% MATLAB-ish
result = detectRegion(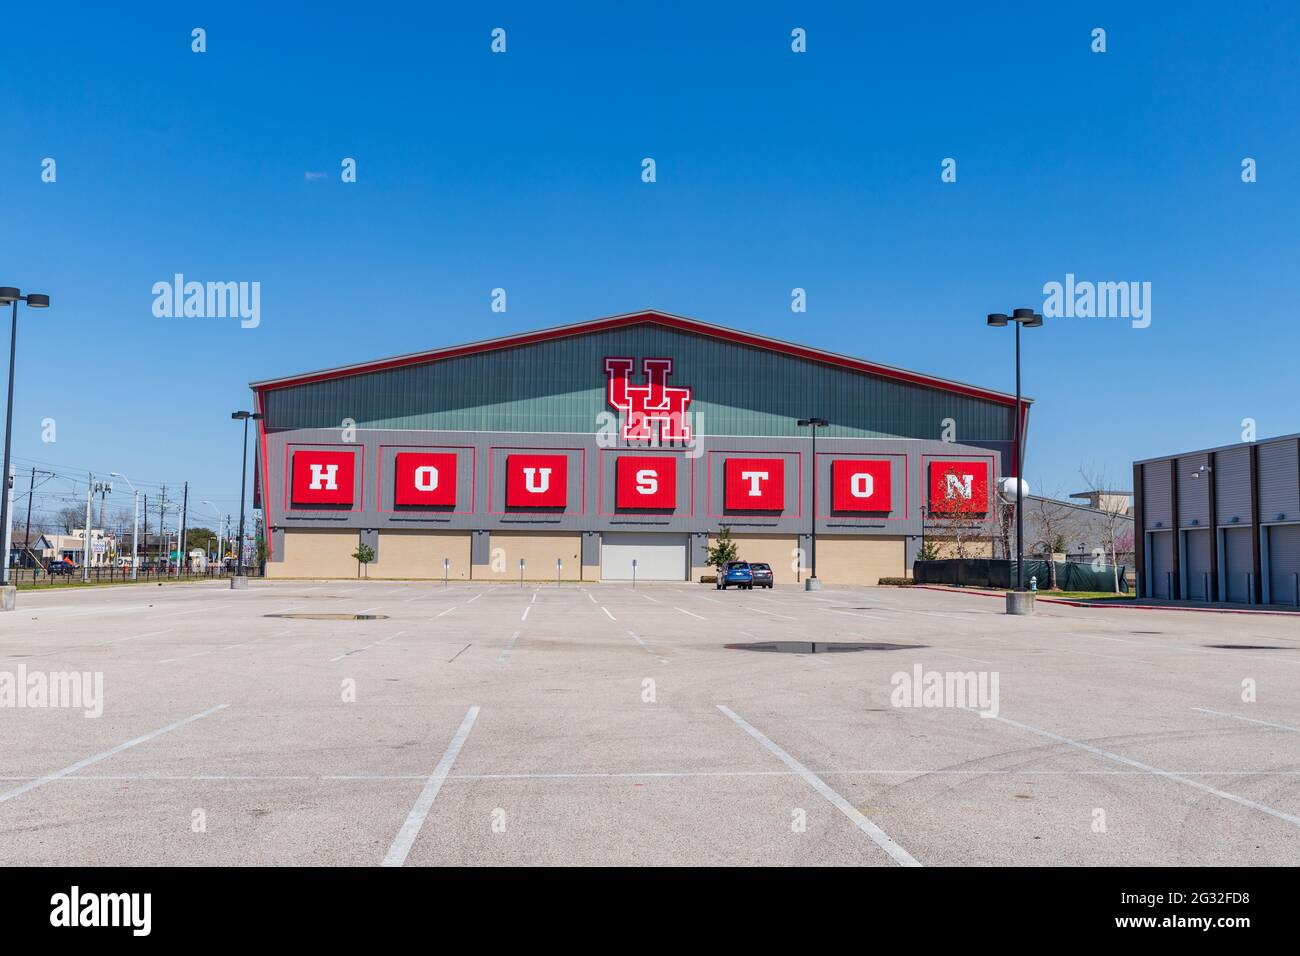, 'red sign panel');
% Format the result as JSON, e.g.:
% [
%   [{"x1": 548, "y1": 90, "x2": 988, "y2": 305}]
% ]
[
  {"x1": 505, "y1": 454, "x2": 568, "y2": 508},
  {"x1": 394, "y1": 452, "x2": 458, "y2": 507},
  {"x1": 615, "y1": 456, "x2": 677, "y2": 510},
  {"x1": 928, "y1": 460, "x2": 989, "y2": 514},
  {"x1": 724, "y1": 458, "x2": 785, "y2": 511},
  {"x1": 291, "y1": 449, "x2": 355, "y2": 507},
  {"x1": 831, "y1": 459, "x2": 892, "y2": 512}
]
